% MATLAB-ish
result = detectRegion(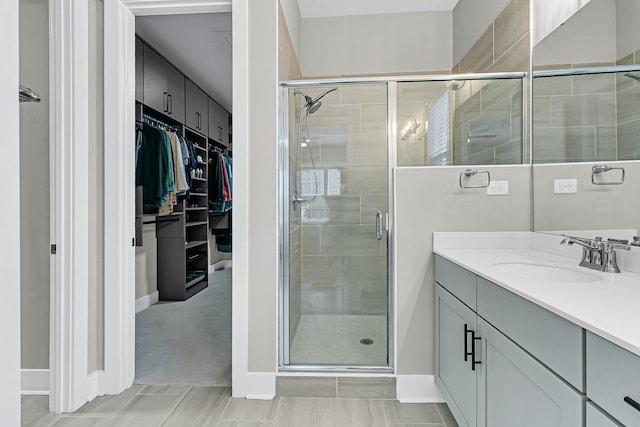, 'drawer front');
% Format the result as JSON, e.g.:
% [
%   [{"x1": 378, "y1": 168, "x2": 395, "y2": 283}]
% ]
[
  {"x1": 587, "y1": 332, "x2": 640, "y2": 426},
  {"x1": 435, "y1": 255, "x2": 476, "y2": 310},
  {"x1": 586, "y1": 402, "x2": 622, "y2": 427},
  {"x1": 477, "y1": 277, "x2": 583, "y2": 391}
]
